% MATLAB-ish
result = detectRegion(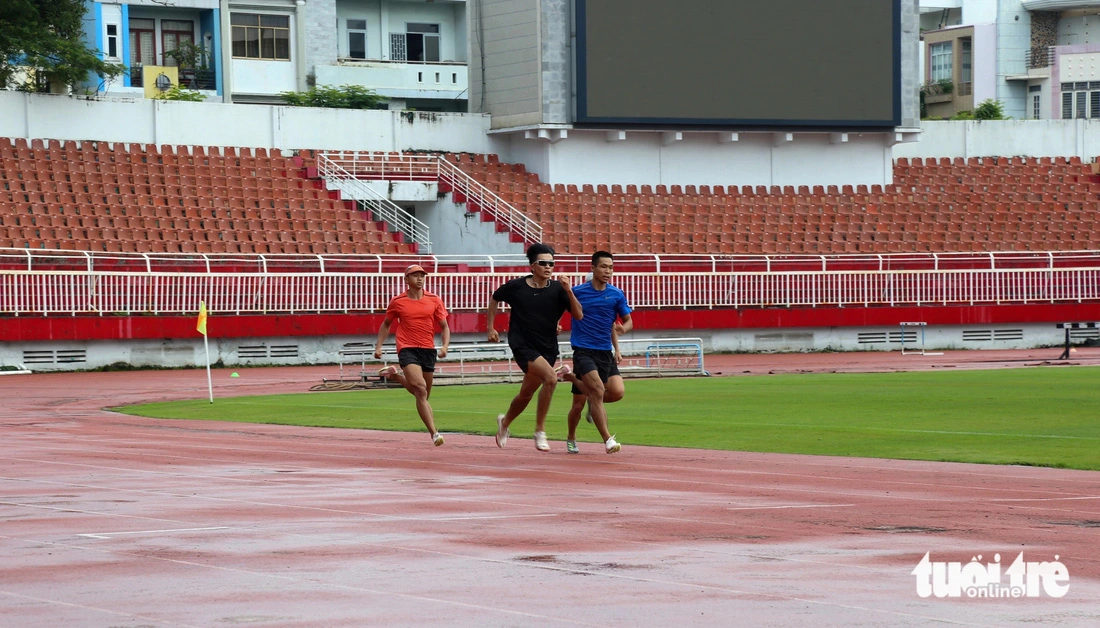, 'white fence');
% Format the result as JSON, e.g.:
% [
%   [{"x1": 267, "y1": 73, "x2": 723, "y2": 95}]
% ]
[
  {"x1": 318, "y1": 151, "x2": 543, "y2": 246},
  {"x1": 335, "y1": 337, "x2": 706, "y2": 385},
  {"x1": 3, "y1": 268, "x2": 1100, "y2": 316}
]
